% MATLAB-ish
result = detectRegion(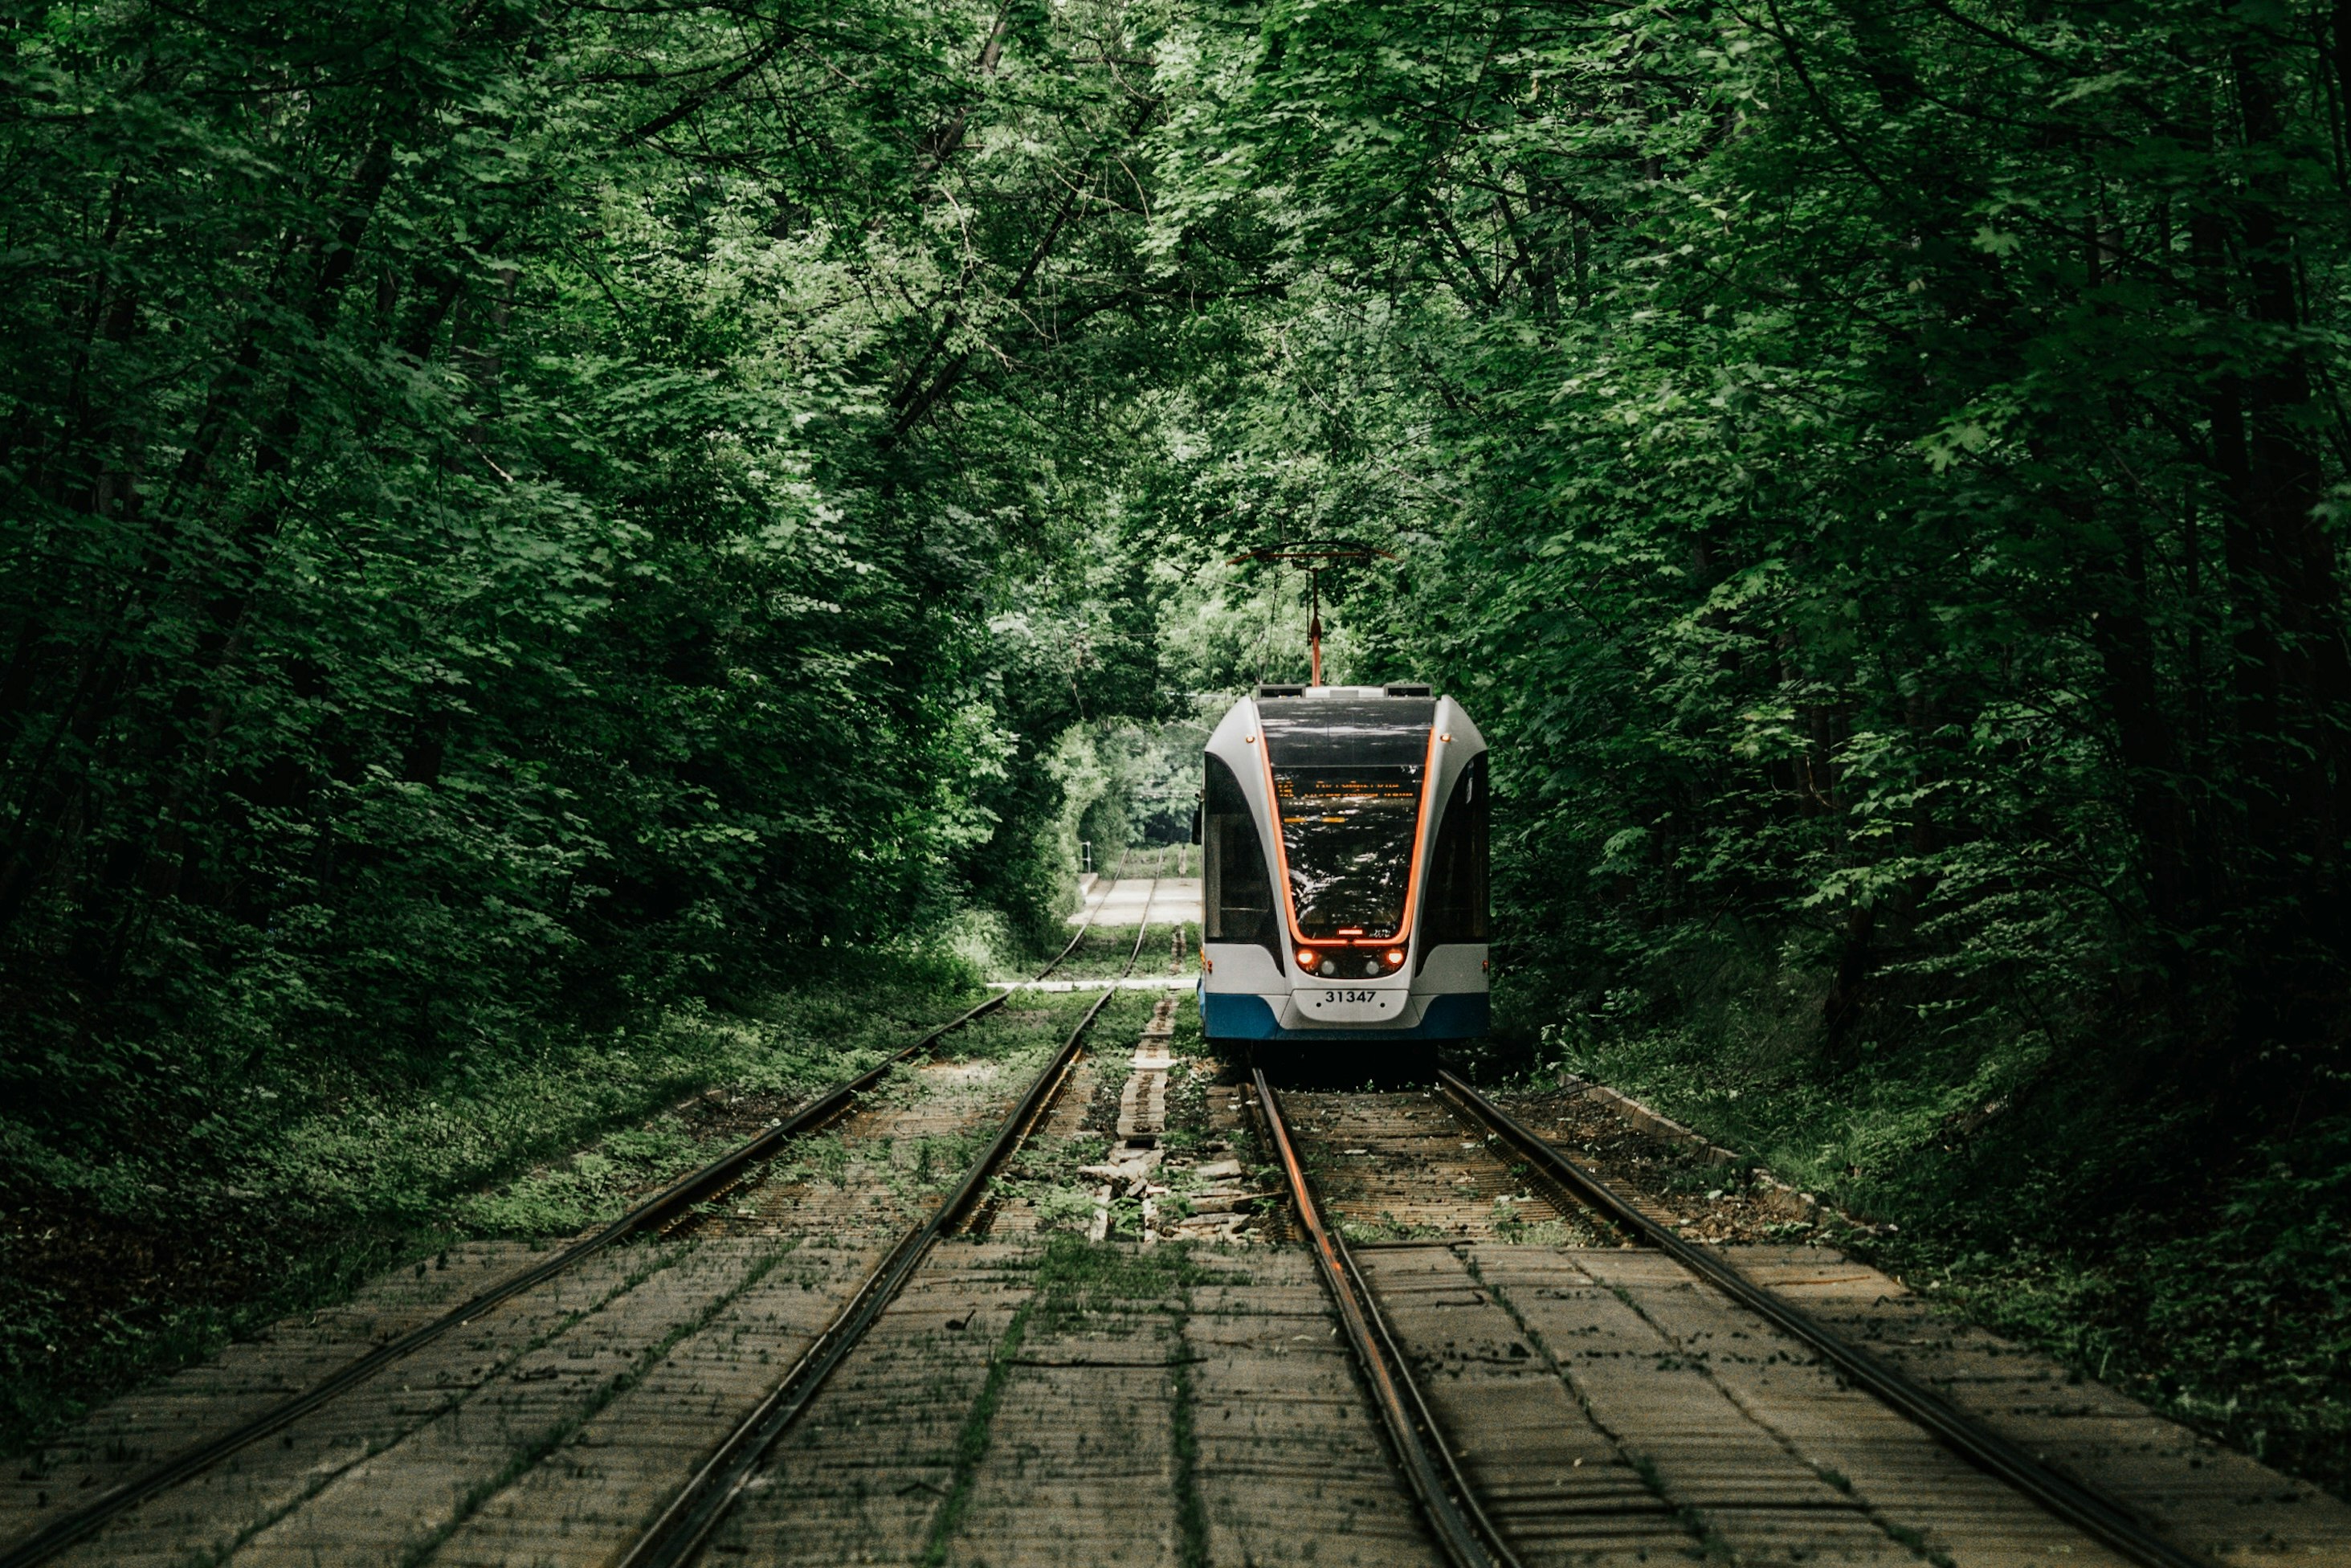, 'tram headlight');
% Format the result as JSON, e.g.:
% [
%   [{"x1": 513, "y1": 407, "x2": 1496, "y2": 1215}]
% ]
[
  {"x1": 1384, "y1": 949, "x2": 1406, "y2": 967},
  {"x1": 1296, "y1": 949, "x2": 1317, "y2": 972}
]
